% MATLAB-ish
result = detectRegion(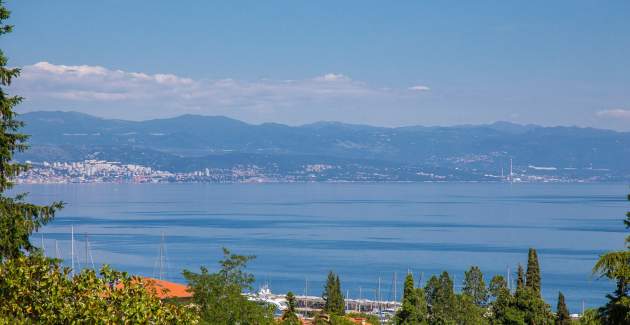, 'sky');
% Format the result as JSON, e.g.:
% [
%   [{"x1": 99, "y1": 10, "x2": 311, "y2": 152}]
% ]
[{"x1": 3, "y1": 1, "x2": 630, "y2": 130}]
